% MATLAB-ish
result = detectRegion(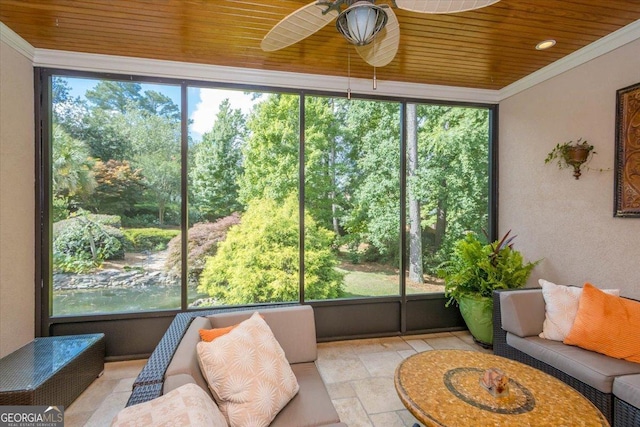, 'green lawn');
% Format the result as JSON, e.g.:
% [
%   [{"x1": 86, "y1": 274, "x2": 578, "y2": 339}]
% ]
[{"x1": 338, "y1": 263, "x2": 445, "y2": 298}]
